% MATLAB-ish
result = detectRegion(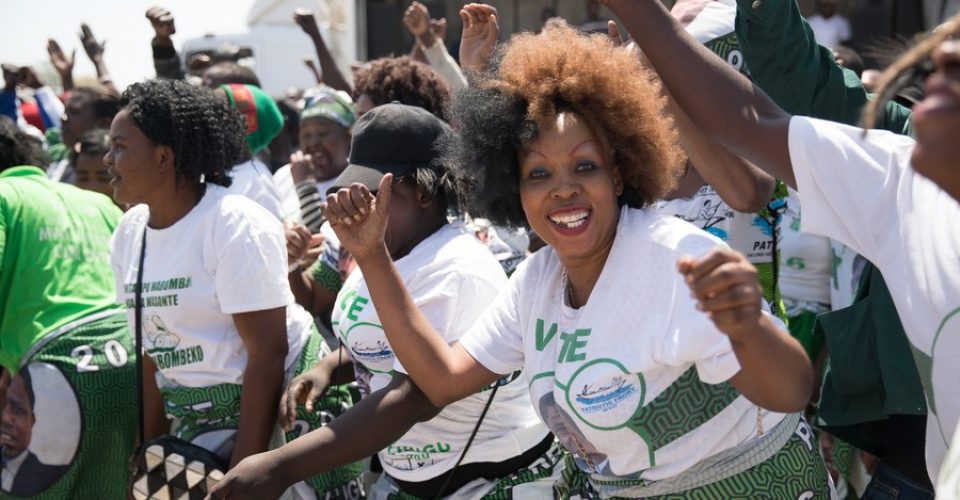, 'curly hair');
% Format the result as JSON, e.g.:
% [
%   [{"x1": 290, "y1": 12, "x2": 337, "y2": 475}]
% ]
[
  {"x1": 352, "y1": 56, "x2": 451, "y2": 119},
  {"x1": 0, "y1": 116, "x2": 49, "y2": 172},
  {"x1": 119, "y1": 79, "x2": 246, "y2": 187},
  {"x1": 444, "y1": 21, "x2": 684, "y2": 228}
]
